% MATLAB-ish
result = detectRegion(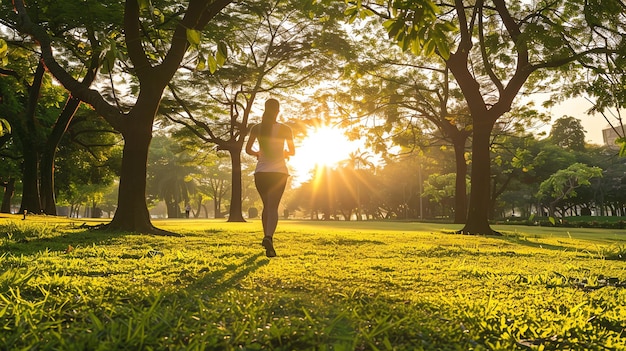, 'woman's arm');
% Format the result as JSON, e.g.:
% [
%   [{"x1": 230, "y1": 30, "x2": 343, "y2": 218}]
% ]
[
  {"x1": 283, "y1": 125, "x2": 295, "y2": 158},
  {"x1": 245, "y1": 125, "x2": 260, "y2": 158}
]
